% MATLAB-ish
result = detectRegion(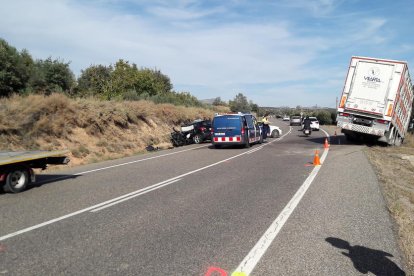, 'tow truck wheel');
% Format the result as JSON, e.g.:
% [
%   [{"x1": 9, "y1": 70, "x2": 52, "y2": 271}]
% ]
[{"x1": 3, "y1": 169, "x2": 29, "y2": 193}]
